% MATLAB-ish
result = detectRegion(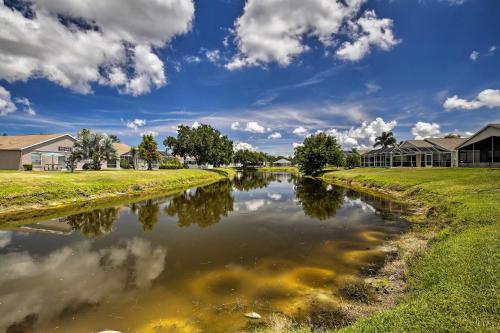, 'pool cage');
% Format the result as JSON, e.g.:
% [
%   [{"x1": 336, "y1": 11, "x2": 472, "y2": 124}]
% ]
[{"x1": 362, "y1": 145, "x2": 453, "y2": 168}]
